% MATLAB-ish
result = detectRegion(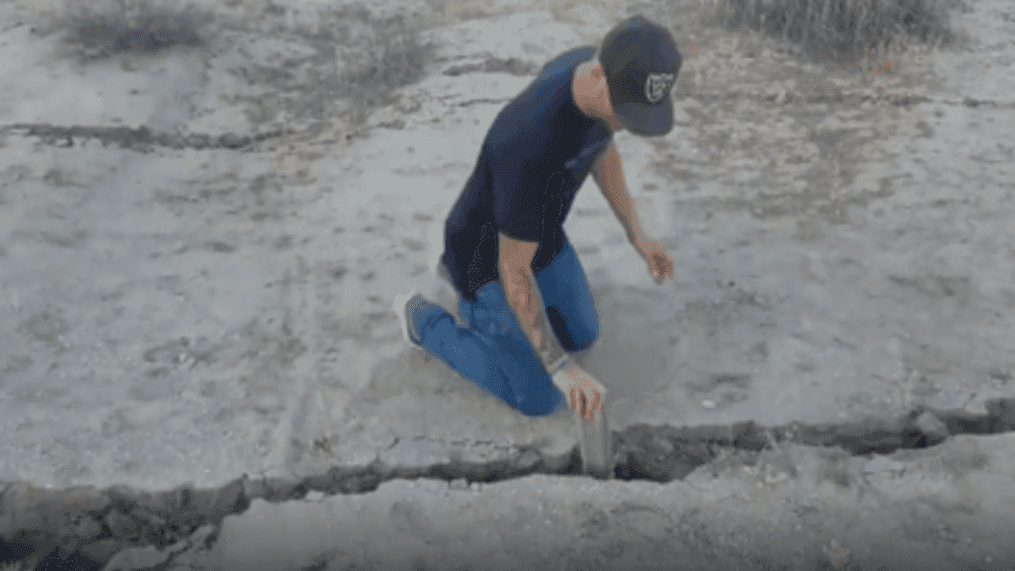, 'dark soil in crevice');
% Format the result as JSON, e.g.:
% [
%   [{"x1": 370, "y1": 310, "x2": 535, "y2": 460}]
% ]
[
  {"x1": 2, "y1": 398, "x2": 1013, "y2": 571},
  {"x1": 611, "y1": 399, "x2": 1015, "y2": 482}
]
